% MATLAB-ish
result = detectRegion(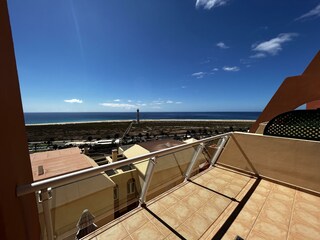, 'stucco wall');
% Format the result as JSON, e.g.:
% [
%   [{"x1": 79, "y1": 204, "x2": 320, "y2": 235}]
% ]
[
  {"x1": 37, "y1": 174, "x2": 115, "y2": 239},
  {"x1": 218, "y1": 132, "x2": 320, "y2": 192},
  {"x1": 109, "y1": 169, "x2": 141, "y2": 213}
]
